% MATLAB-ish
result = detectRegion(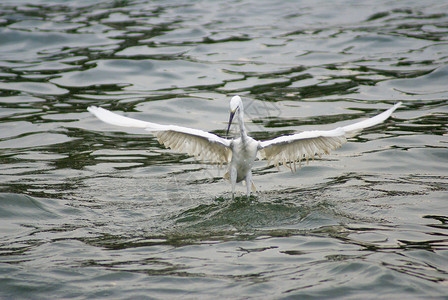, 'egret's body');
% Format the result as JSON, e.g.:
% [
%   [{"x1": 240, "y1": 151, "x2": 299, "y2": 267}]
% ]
[
  {"x1": 228, "y1": 136, "x2": 259, "y2": 195},
  {"x1": 88, "y1": 96, "x2": 401, "y2": 199}
]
